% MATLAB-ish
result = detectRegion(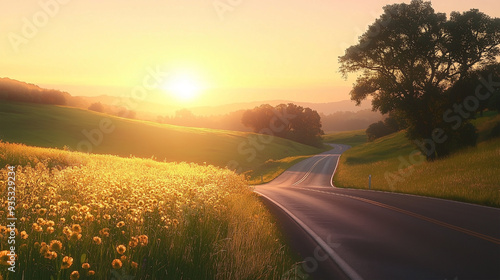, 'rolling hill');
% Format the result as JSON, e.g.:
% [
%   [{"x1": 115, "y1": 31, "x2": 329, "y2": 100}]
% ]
[
  {"x1": 0, "y1": 101, "x2": 324, "y2": 172},
  {"x1": 325, "y1": 113, "x2": 500, "y2": 207}
]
